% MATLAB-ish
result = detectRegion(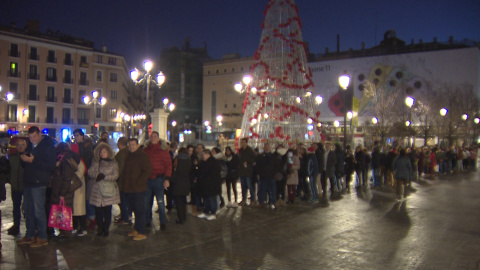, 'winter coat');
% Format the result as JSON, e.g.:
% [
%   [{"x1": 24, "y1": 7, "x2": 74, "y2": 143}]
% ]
[
  {"x1": 345, "y1": 153, "x2": 355, "y2": 174},
  {"x1": 0, "y1": 155, "x2": 9, "y2": 202},
  {"x1": 371, "y1": 149, "x2": 382, "y2": 169},
  {"x1": 8, "y1": 152, "x2": 24, "y2": 192},
  {"x1": 393, "y1": 156, "x2": 412, "y2": 180},
  {"x1": 286, "y1": 155, "x2": 300, "y2": 185},
  {"x1": 298, "y1": 155, "x2": 309, "y2": 179},
  {"x1": 213, "y1": 152, "x2": 227, "y2": 180},
  {"x1": 73, "y1": 160, "x2": 86, "y2": 216},
  {"x1": 123, "y1": 148, "x2": 153, "y2": 193},
  {"x1": 171, "y1": 152, "x2": 192, "y2": 196},
  {"x1": 315, "y1": 146, "x2": 325, "y2": 171},
  {"x1": 307, "y1": 153, "x2": 319, "y2": 178},
  {"x1": 255, "y1": 152, "x2": 279, "y2": 180},
  {"x1": 238, "y1": 146, "x2": 256, "y2": 177},
  {"x1": 334, "y1": 148, "x2": 345, "y2": 176},
  {"x1": 225, "y1": 154, "x2": 240, "y2": 181},
  {"x1": 385, "y1": 151, "x2": 397, "y2": 170},
  {"x1": 22, "y1": 135, "x2": 56, "y2": 188},
  {"x1": 198, "y1": 155, "x2": 222, "y2": 197},
  {"x1": 144, "y1": 142, "x2": 172, "y2": 179},
  {"x1": 51, "y1": 151, "x2": 82, "y2": 209},
  {"x1": 325, "y1": 150, "x2": 337, "y2": 179},
  {"x1": 115, "y1": 147, "x2": 129, "y2": 191},
  {"x1": 88, "y1": 143, "x2": 120, "y2": 207},
  {"x1": 354, "y1": 150, "x2": 365, "y2": 171}
]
